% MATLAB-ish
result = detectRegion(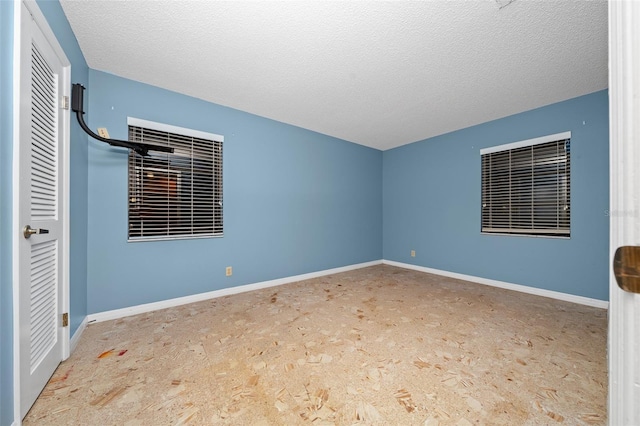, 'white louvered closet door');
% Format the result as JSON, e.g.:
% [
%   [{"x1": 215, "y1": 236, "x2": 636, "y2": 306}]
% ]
[{"x1": 18, "y1": 3, "x2": 67, "y2": 418}]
